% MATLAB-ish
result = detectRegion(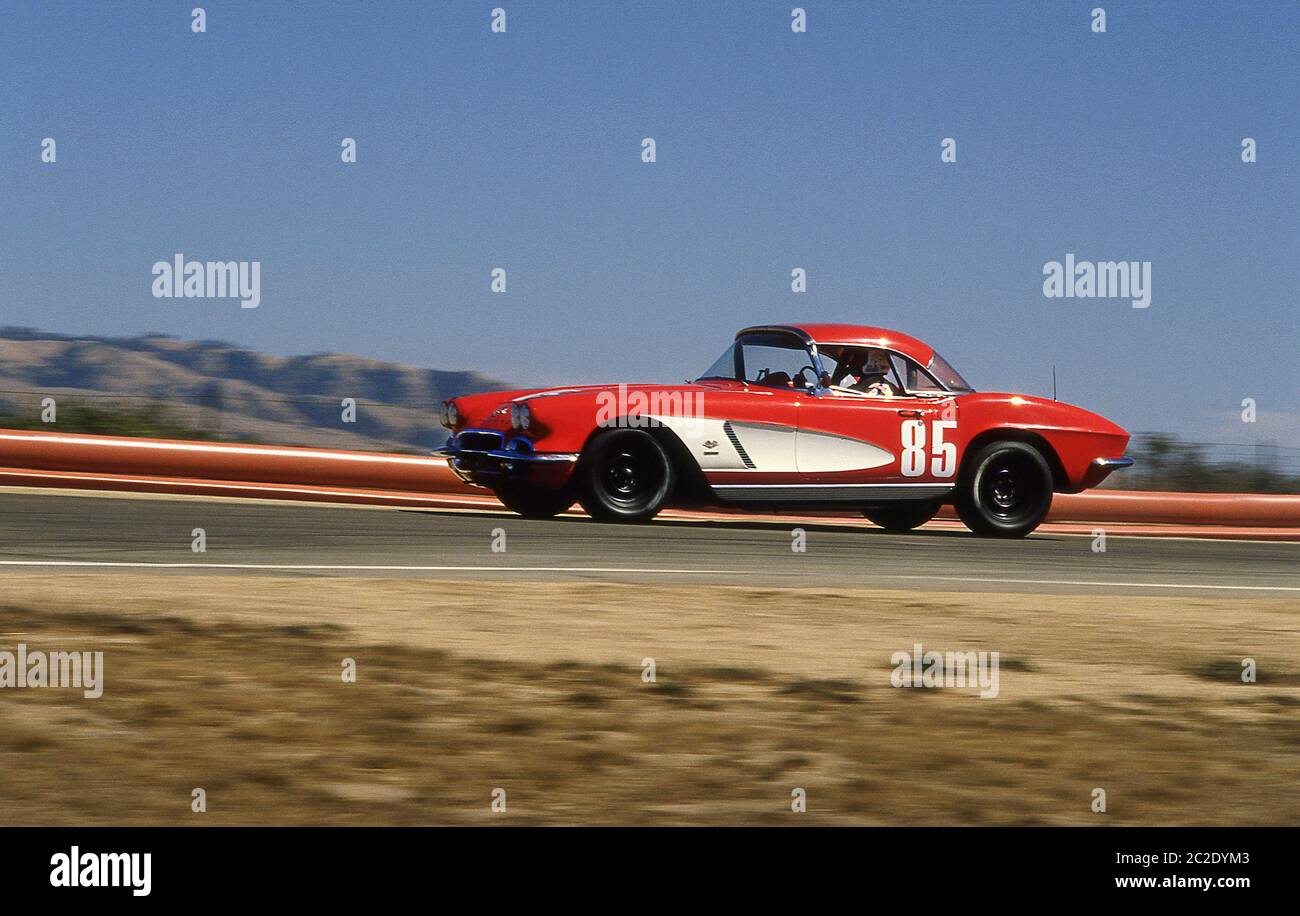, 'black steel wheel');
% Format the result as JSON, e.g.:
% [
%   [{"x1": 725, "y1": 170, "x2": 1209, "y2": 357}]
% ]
[
  {"x1": 493, "y1": 484, "x2": 574, "y2": 519},
  {"x1": 954, "y1": 441, "x2": 1053, "y2": 538},
  {"x1": 577, "y1": 429, "x2": 674, "y2": 523},
  {"x1": 862, "y1": 499, "x2": 943, "y2": 532}
]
